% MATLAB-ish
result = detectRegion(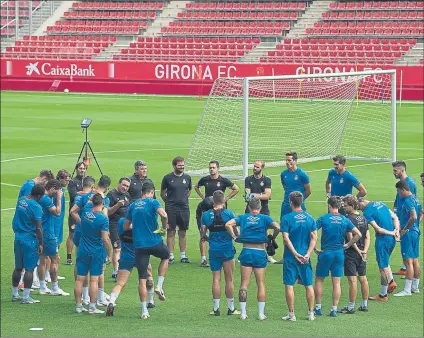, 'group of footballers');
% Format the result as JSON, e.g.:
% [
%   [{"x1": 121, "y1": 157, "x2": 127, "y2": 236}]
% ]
[{"x1": 11, "y1": 152, "x2": 423, "y2": 321}]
